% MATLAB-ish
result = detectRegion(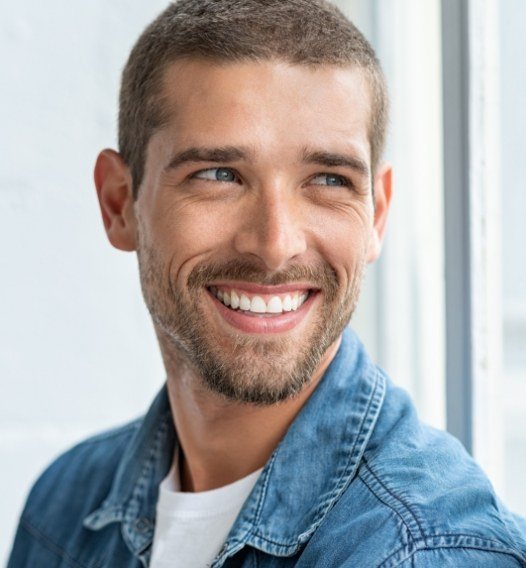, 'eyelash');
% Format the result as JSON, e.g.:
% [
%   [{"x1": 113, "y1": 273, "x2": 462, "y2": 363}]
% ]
[
  {"x1": 191, "y1": 167, "x2": 354, "y2": 190},
  {"x1": 310, "y1": 173, "x2": 354, "y2": 189}
]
